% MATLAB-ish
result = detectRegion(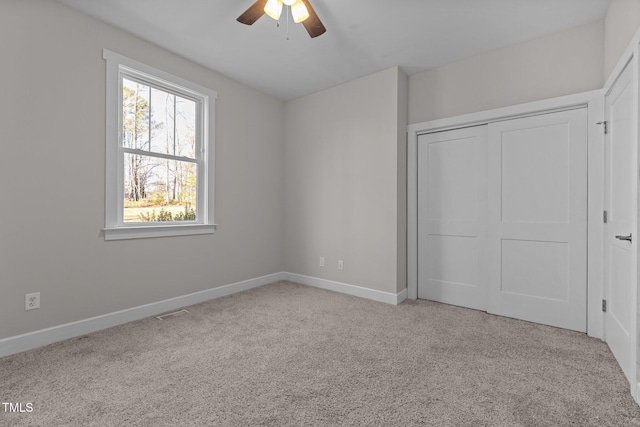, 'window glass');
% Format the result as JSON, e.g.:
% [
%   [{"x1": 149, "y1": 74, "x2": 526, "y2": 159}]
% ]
[{"x1": 103, "y1": 49, "x2": 216, "y2": 240}]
